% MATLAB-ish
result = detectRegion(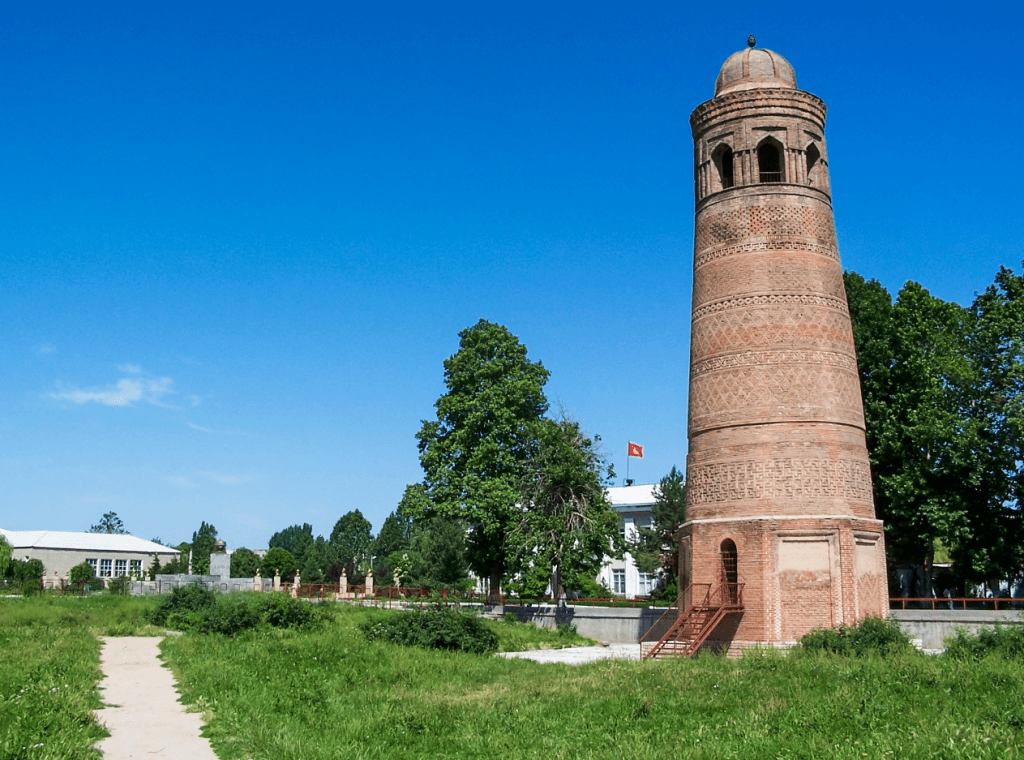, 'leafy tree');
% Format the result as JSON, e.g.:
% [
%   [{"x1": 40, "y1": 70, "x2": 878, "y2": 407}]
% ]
[
  {"x1": 845, "y1": 267, "x2": 1024, "y2": 582},
  {"x1": 373, "y1": 510, "x2": 412, "y2": 580},
  {"x1": 508, "y1": 417, "x2": 622, "y2": 603},
  {"x1": 260, "y1": 547, "x2": 298, "y2": 582},
  {"x1": 69, "y1": 561, "x2": 96, "y2": 585},
  {"x1": 189, "y1": 523, "x2": 218, "y2": 575},
  {"x1": 329, "y1": 510, "x2": 373, "y2": 578},
  {"x1": 89, "y1": 512, "x2": 128, "y2": 534},
  {"x1": 632, "y1": 466, "x2": 687, "y2": 594},
  {"x1": 416, "y1": 319, "x2": 550, "y2": 597},
  {"x1": 404, "y1": 516, "x2": 472, "y2": 591},
  {"x1": 17, "y1": 558, "x2": 44, "y2": 593},
  {"x1": 300, "y1": 536, "x2": 331, "y2": 584},
  {"x1": 0, "y1": 536, "x2": 11, "y2": 579},
  {"x1": 148, "y1": 554, "x2": 162, "y2": 580},
  {"x1": 268, "y1": 524, "x2": 315, "y2": 568},
  {"x1": 230, "y1": 548, "x2": 260, "y2": 578}
]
